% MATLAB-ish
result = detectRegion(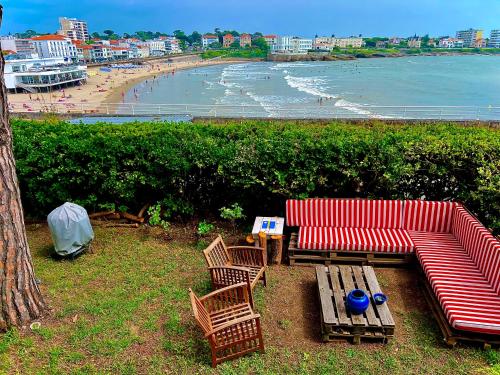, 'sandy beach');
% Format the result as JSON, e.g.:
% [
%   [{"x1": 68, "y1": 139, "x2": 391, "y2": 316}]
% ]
[{"x1": 7, "y1": 58, "x2": 247, "y2": 114}]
